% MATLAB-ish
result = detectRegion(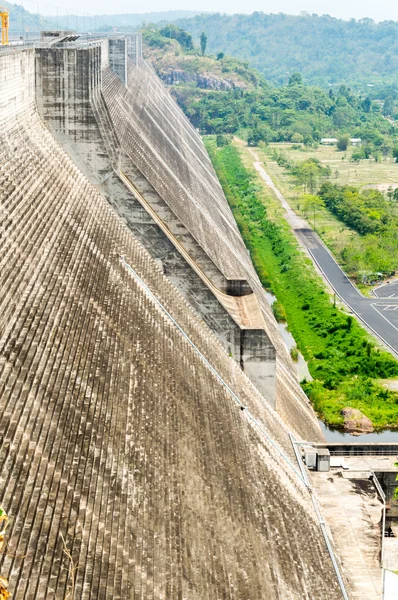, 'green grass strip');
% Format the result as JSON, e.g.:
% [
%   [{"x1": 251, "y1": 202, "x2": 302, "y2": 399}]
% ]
[{"x1": 206, "y1": 139, "x2": 398, "y2": 429}]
